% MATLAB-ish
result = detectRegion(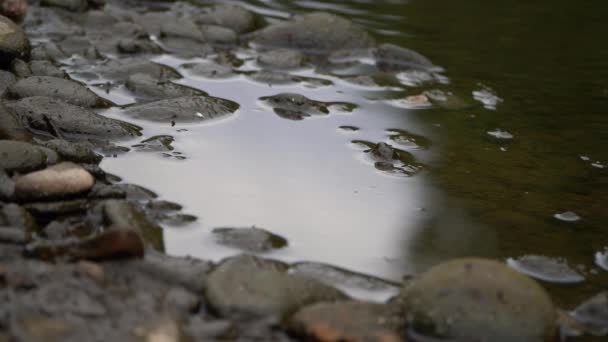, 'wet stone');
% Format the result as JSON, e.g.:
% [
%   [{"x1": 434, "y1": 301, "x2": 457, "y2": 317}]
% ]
[
  {"x1": 157, "y1": 213, "x2": 197, "y2": 227},
  {"x1": 6, "y1": 76, "x2": 112, "y2": 108},
  {"x1": 374, "y1": 43, "x2": 436, "y2": 72},
  {"x1": 507, "y1": 255, "x2": 586, "y2": 283},
  {"x1": 554, "y1": 211, "x2": 581, "y2": 222},
  {"x1": 29, "y1": 60, "x2": 68, "y2": 78},
  {"x1": 0, "y1": 169, "x2": 15, "y2": 200},
  {"x1": 0, "y1": 102, "x2": 32, "y2": 142},
  {"x1": 5, "y1": 96, "x2": 141, "y2": 139},
  {"x1": 40, "y1": 0, "x2": 88, "y2": 12},
  {"x1": 399, "y1": 258, "x2": 556, "y2": 342},
  {"x1": 0, "y1": 226, "x2": 28, "y2": 244},
  {"x1": 387, "y1": 129, "x2": 431, "y2": 150},
  {"x1": 1, "y1": 0, "x2": 28, "y2": 23},
  {"x1": 91, "y1": 57, "x2": 180, "y2": 83},
  {"x1": 0, "y1": 70, "x2": 17, "y2": 96},
  {"x1": 132, "y1": 135, "x2": 175, "y2": 152},
  {"x1": 124, "y1": 95, "x2": 239, "y2": 123},
  {"x1": 103, "y1": 199, "x2": 163, "y2": 251},
  {"x1": 0, "y1": 14, "x2": 30, "y2": 66},
  {"x1": 24, "y1": 225, "x2": 144, "y2": 262},
  {"x1": 15, "y1": 162, "x2": 95, "y2": 201},
  {"x1": 570, "y1": 292, "x2": 608, "y2": 336},
  {"x1": 0, "y1": 140, "x2": 55, "y2": 173},
  {"x1": 212, "y1": 227, "x2": 288, "y2": 253},
  {"x1": 596, "y1": 248, "x2": 608, "y2": 271},
  {"x1": 9, "y1": 58, "x2": 30, "y2": 77},
  {"x1": 183, "y1": 61, "x2": 234, "y2": 79},
  {"x1": 258, "y1": 49, "x2": 305, "y2": 69},
  {"x1": 286, "y1": 301, "x2": 404, "y2": 342},
  {"x1": 248, "y1": 70, "x2": 332, "y2": 87},
  {"x1": 92, "y1": 183, "x2": 156, "y2": 200},
  {"x1": 252, "y1": 12, "x2": 375, "y2": 55},
  {"x1": 260, "y1": 93, "x2": 354, "y2": 121},
  {"x1": 29, "y1": 42, "x2": 66, "y2": 62},
  {"x1": 40, "y1": 139, "x2": 102, "y2": 164},
  {"x1": 126, "y1": 73, "x2": 206, "y2": 102},
  {"x1": 1, "y1": 203, "x2": 37, "y2": 231},
  {"x1": 353, "y1": 141, "x2": 422, "y2": 176},
  {"x1": 204, "y1": 254, "x2": 348, "y2": 319},
  {"x1": 197, "y1": 4, "x2": 261, "y2": 34}
]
